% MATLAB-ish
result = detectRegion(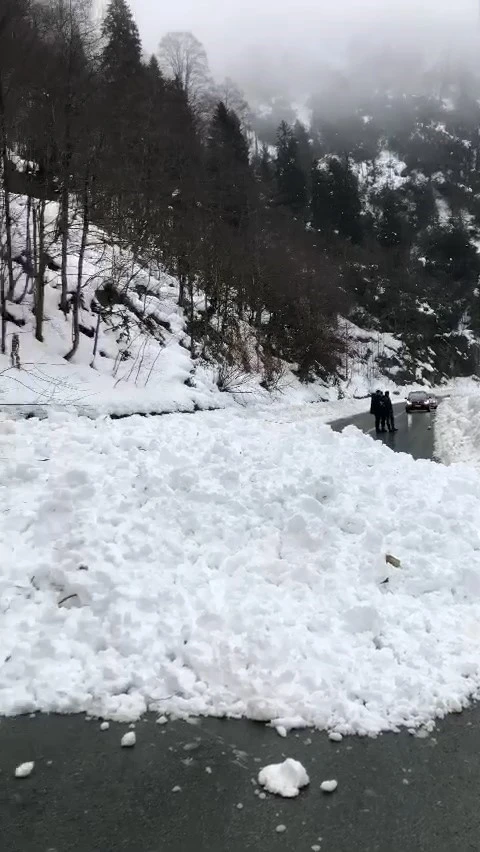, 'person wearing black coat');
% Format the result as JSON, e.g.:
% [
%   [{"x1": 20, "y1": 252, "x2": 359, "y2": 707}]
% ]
[
  {"x1": 384, "y1": 391, "x2": 398, "y2": 432},
  {"x1": 370, "y1": 390, "x2": 386, "y2": 433}
]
